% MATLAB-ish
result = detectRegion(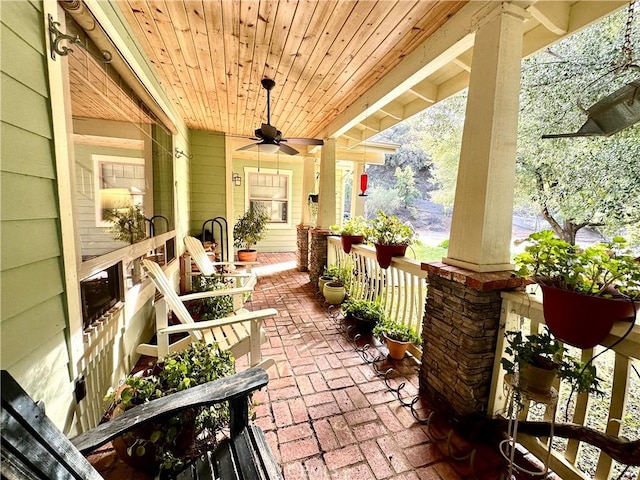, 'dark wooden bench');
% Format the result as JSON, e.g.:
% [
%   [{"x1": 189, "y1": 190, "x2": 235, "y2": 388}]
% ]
[{"x1": 1, "y1": 368, "x2": 282, "y2": 480}]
